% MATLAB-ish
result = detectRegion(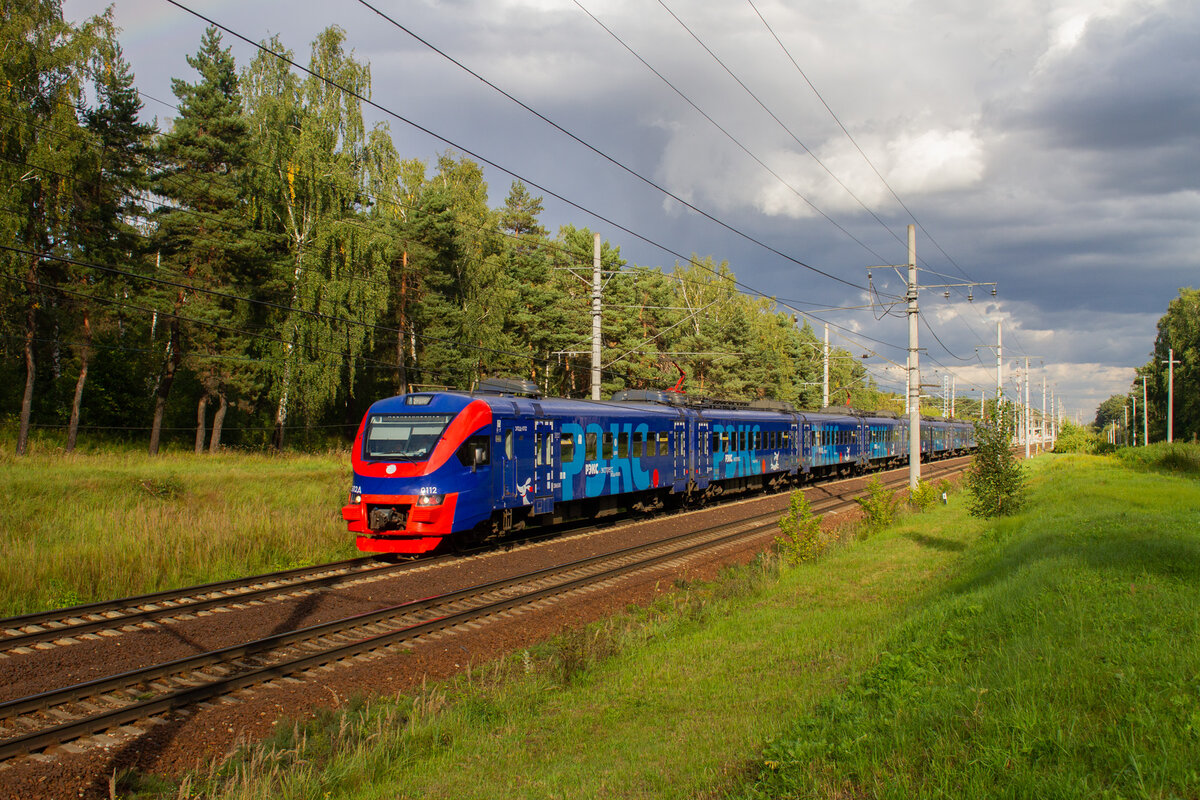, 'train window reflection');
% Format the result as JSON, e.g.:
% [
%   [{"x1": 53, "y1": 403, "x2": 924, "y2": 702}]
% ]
[{"x1": 365, "y1": 414, "x2": 453, "y2": 460}]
